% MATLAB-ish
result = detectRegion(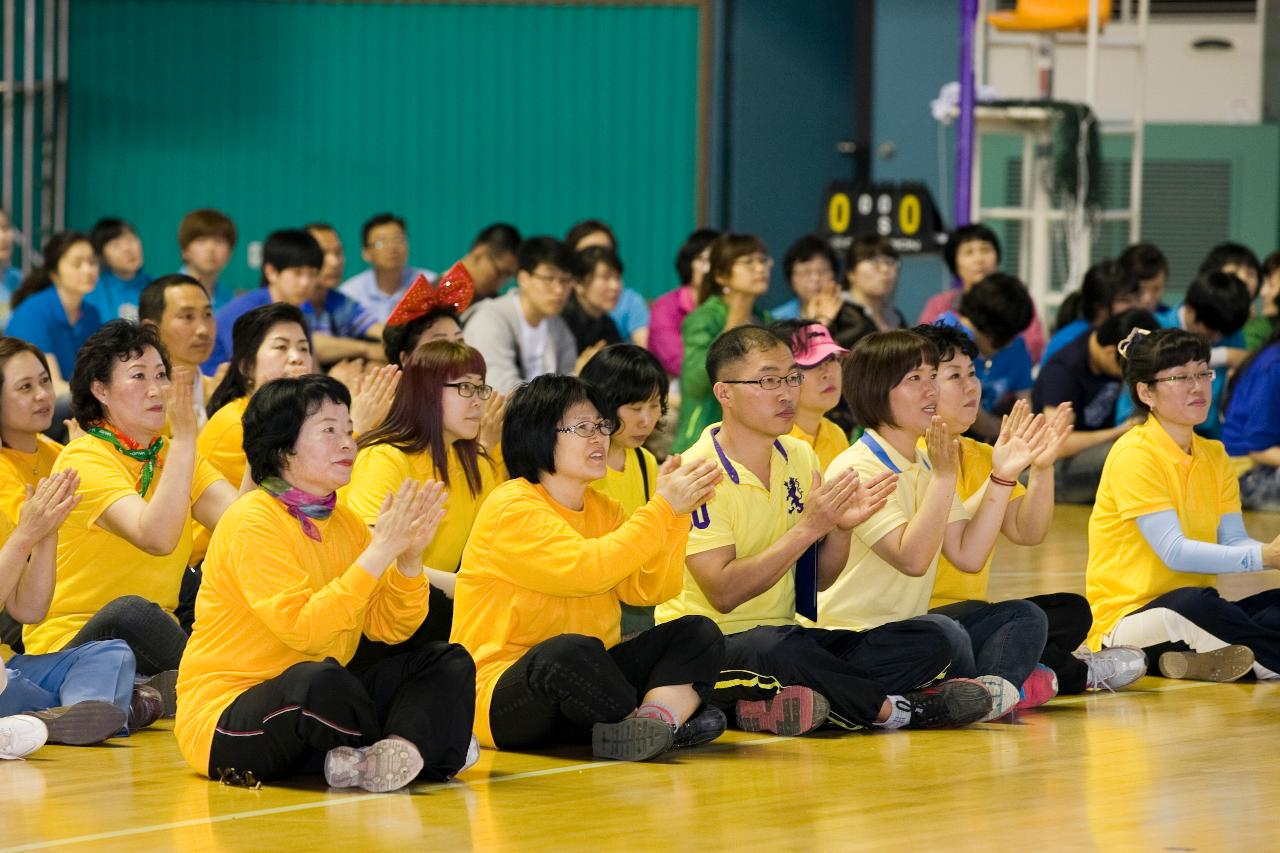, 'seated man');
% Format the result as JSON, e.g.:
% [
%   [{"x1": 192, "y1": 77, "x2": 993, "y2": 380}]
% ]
[
  {"x1": 177, "y1": 209, "x2": 238, "y2": 311},
  {"x1": 303, "y1": 223, "x2": 385, "y2": 367},
  {"x1": 456, "y1": 223, "x2": 522, "y2": 304},
  {"x1": 656, "y1": 325, "x2": 991, "y2": 735},
  {"x1": 463, "y1": 236, "x2": 578, "y2": 394},
  {"x1": 1033, "y1": 309, "x2": 1159, "y2": 504},
  {"x1": 339, "y1": 213, "x2": 435, "y2": 325},
  {"x1": 138, "y1": 274, "x2": 218, "y2": 427},
  {"x1": 935, "y1": 272, "x2": 1035, "y2": 441}
]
